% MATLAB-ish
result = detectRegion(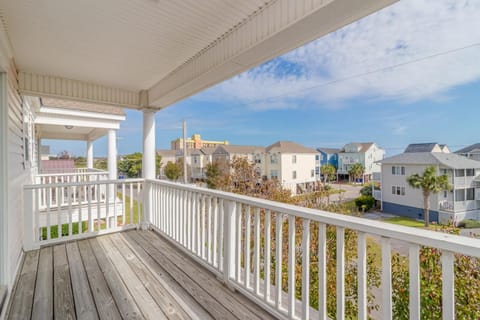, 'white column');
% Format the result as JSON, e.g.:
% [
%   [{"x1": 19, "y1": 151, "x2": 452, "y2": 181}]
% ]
[
  {"x1": 86, "y1": 140, "x2": 93, "y2": 169},
  {"x1": 107, "y1": 129, "x2": 117, "y2": 180},
  {"x1": 142, "y1": 110, "x2": 156, "y2": 179}
]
